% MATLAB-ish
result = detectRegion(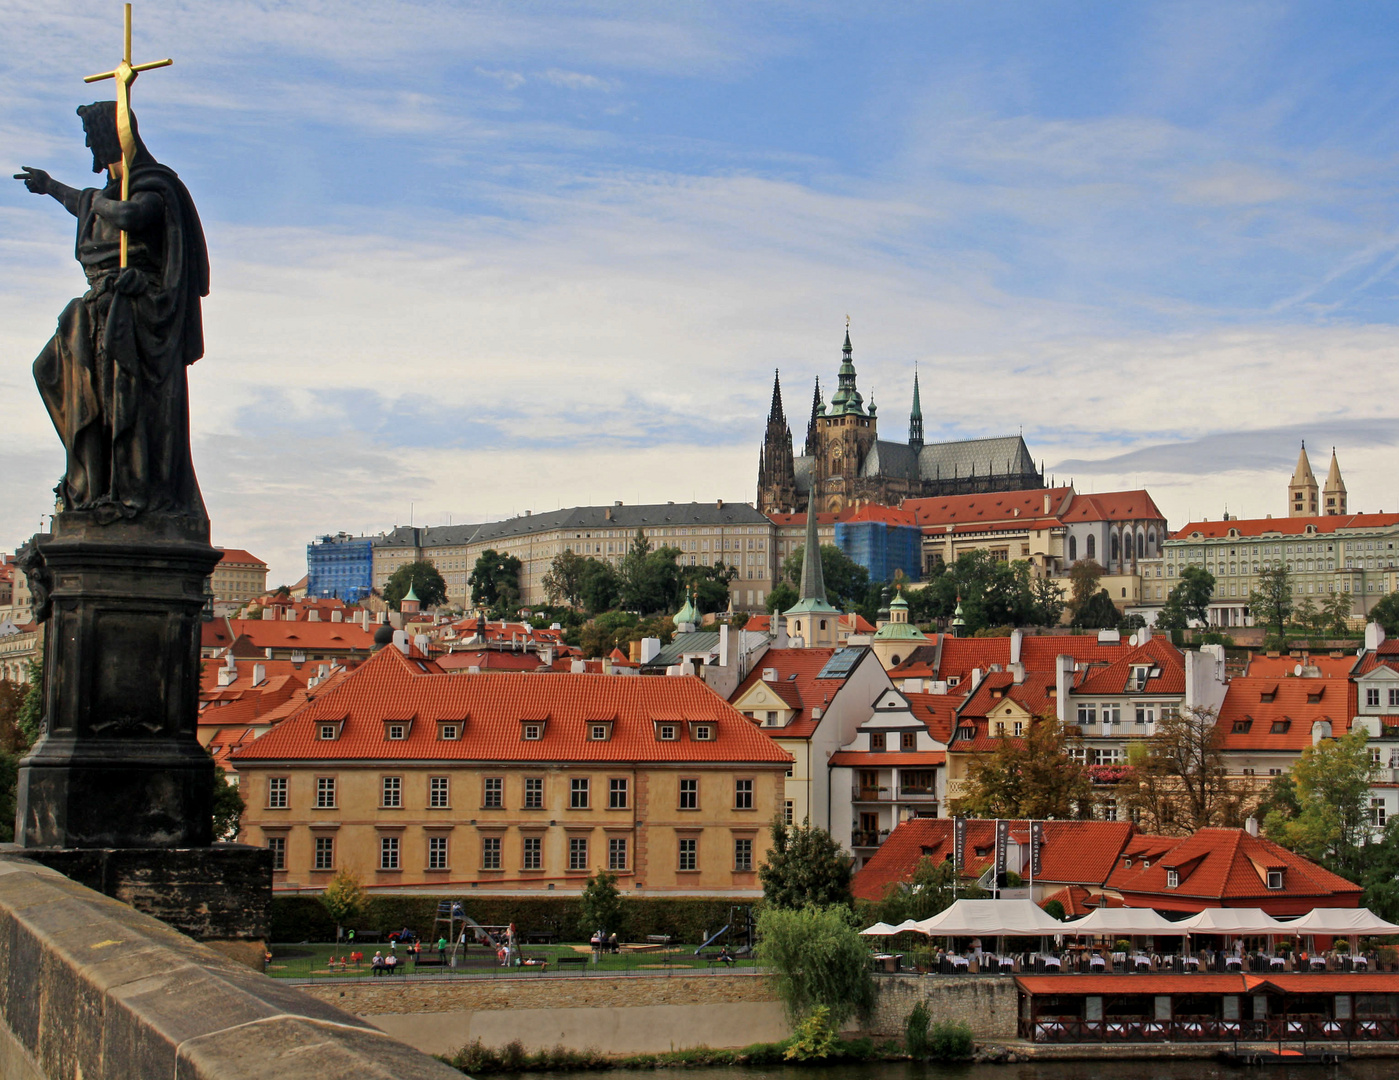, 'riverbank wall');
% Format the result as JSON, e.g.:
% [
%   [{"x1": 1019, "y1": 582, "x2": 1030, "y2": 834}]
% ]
[{"x1": 298, "y1": 972, "x2": 1019, "y2": 1057}]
